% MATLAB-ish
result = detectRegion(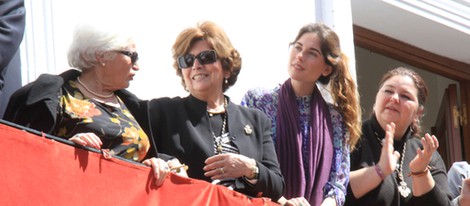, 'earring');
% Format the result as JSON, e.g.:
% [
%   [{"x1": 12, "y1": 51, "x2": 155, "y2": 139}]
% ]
[
  {"x1": 101, "y1": 62, "x2": 106, "y2": 67},
  {"x1": 224, "y1": 78, "x2": 228, "y2": 84}
]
